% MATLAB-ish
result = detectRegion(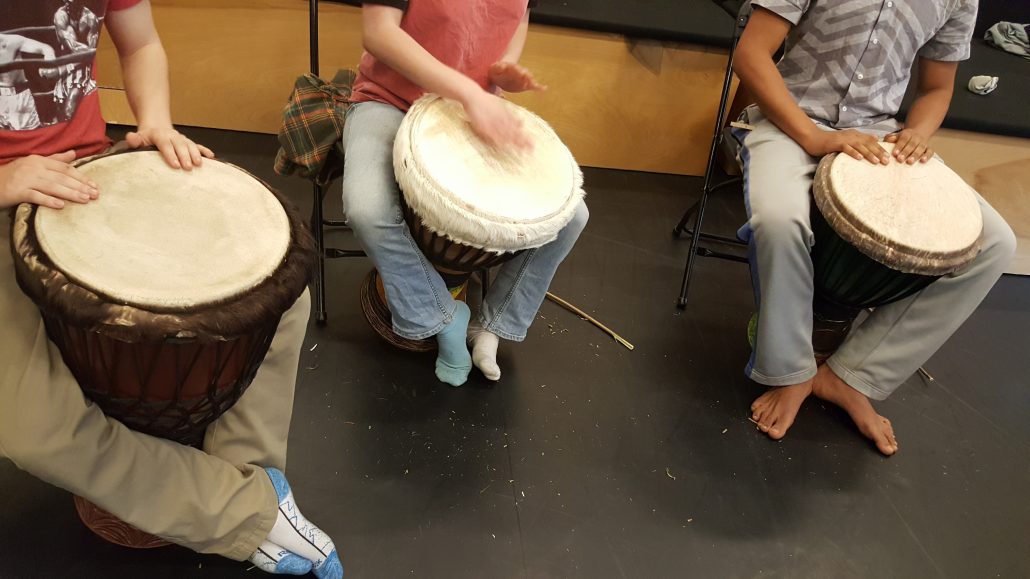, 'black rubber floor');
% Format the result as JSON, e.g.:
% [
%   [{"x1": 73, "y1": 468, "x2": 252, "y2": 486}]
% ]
[{"x1": 2, "y1": 127, "x2": 1026, "y2": 578}]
